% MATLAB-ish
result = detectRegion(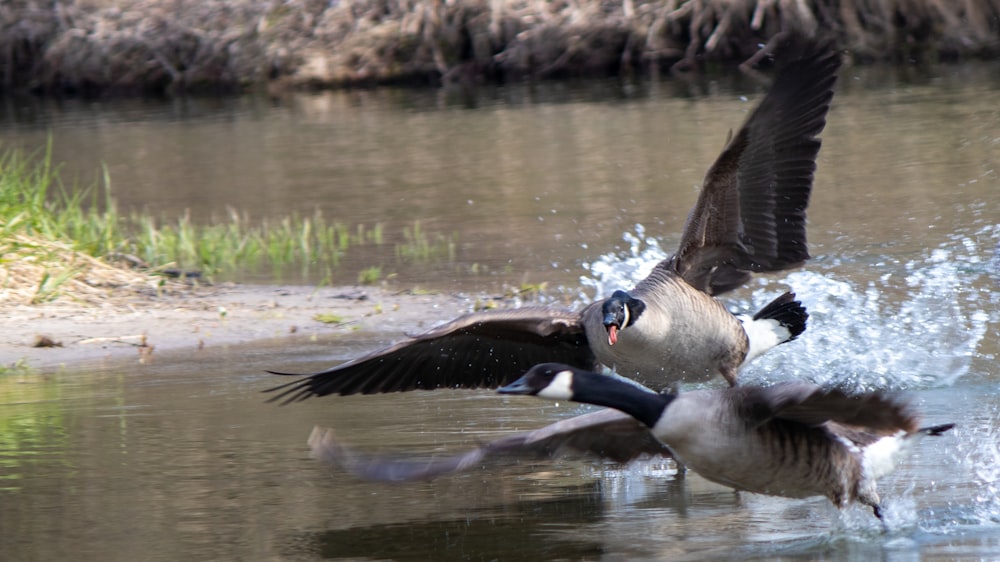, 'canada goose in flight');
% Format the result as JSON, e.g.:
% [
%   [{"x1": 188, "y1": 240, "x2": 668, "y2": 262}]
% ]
[
  {"x1": 308, "y1": 364, "x2": 953, "y2": 521},
  {"x1": 499, "y1": 364, "x2": 956, "y2": 520},
  {"x1": 265, "y1": 34, "x2": 840, "y2": 402}
]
